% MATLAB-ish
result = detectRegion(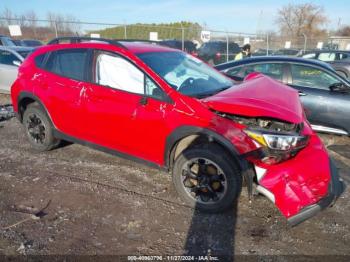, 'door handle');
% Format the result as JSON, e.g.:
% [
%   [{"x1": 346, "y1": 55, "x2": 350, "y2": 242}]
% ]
[
  {"x1": 139, "y1": 96, "x2": 148, "y2": 106},
  {"x1": 298, "y1": 91, "x2": 307, "y2": 96}
]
